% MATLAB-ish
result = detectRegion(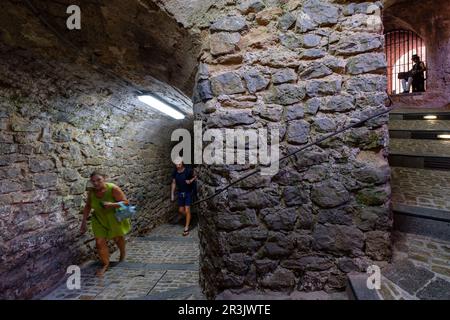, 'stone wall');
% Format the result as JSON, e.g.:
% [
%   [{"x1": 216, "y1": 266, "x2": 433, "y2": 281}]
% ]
[
  {"x1": 0, "y1": 46, "x2": 192, "y2": 299},
  {"x1": 193, "y1": 0, "x2": 392, "y2": 299}
]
